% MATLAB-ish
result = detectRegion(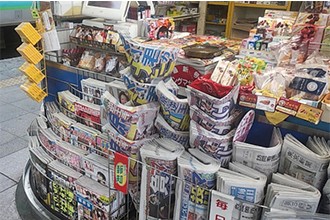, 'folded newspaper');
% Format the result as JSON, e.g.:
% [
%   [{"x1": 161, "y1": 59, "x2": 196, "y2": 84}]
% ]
[
  {"x1": 173, "y1": 148, "x2": 221, "y2": 220},
  {"x1": 279, "y1": 134, "x2": 330, "y2": 190},
  {"x1": 264, "y1": 173, "x2": 321, "y2": 215},
  {"x1": 217, "y1": 162, "x2": 267, "y2": 220},
  {"x1": 139, "y1": 138, "x2": 184, "y2": 220},
  {"x1": 319, "y1": 178, "x2": 330, "y2": 214}
]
